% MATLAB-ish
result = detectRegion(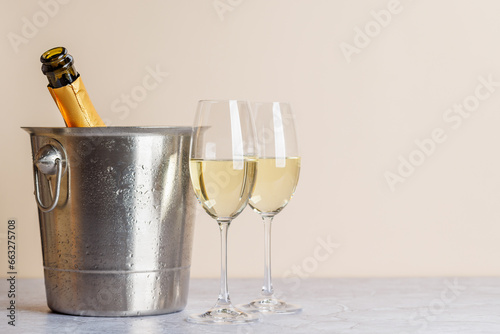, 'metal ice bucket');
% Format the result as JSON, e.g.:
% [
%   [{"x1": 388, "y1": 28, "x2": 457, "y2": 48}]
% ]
[{"x1": 23, "y1": 127, "x2": 196, "y2": 316}]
